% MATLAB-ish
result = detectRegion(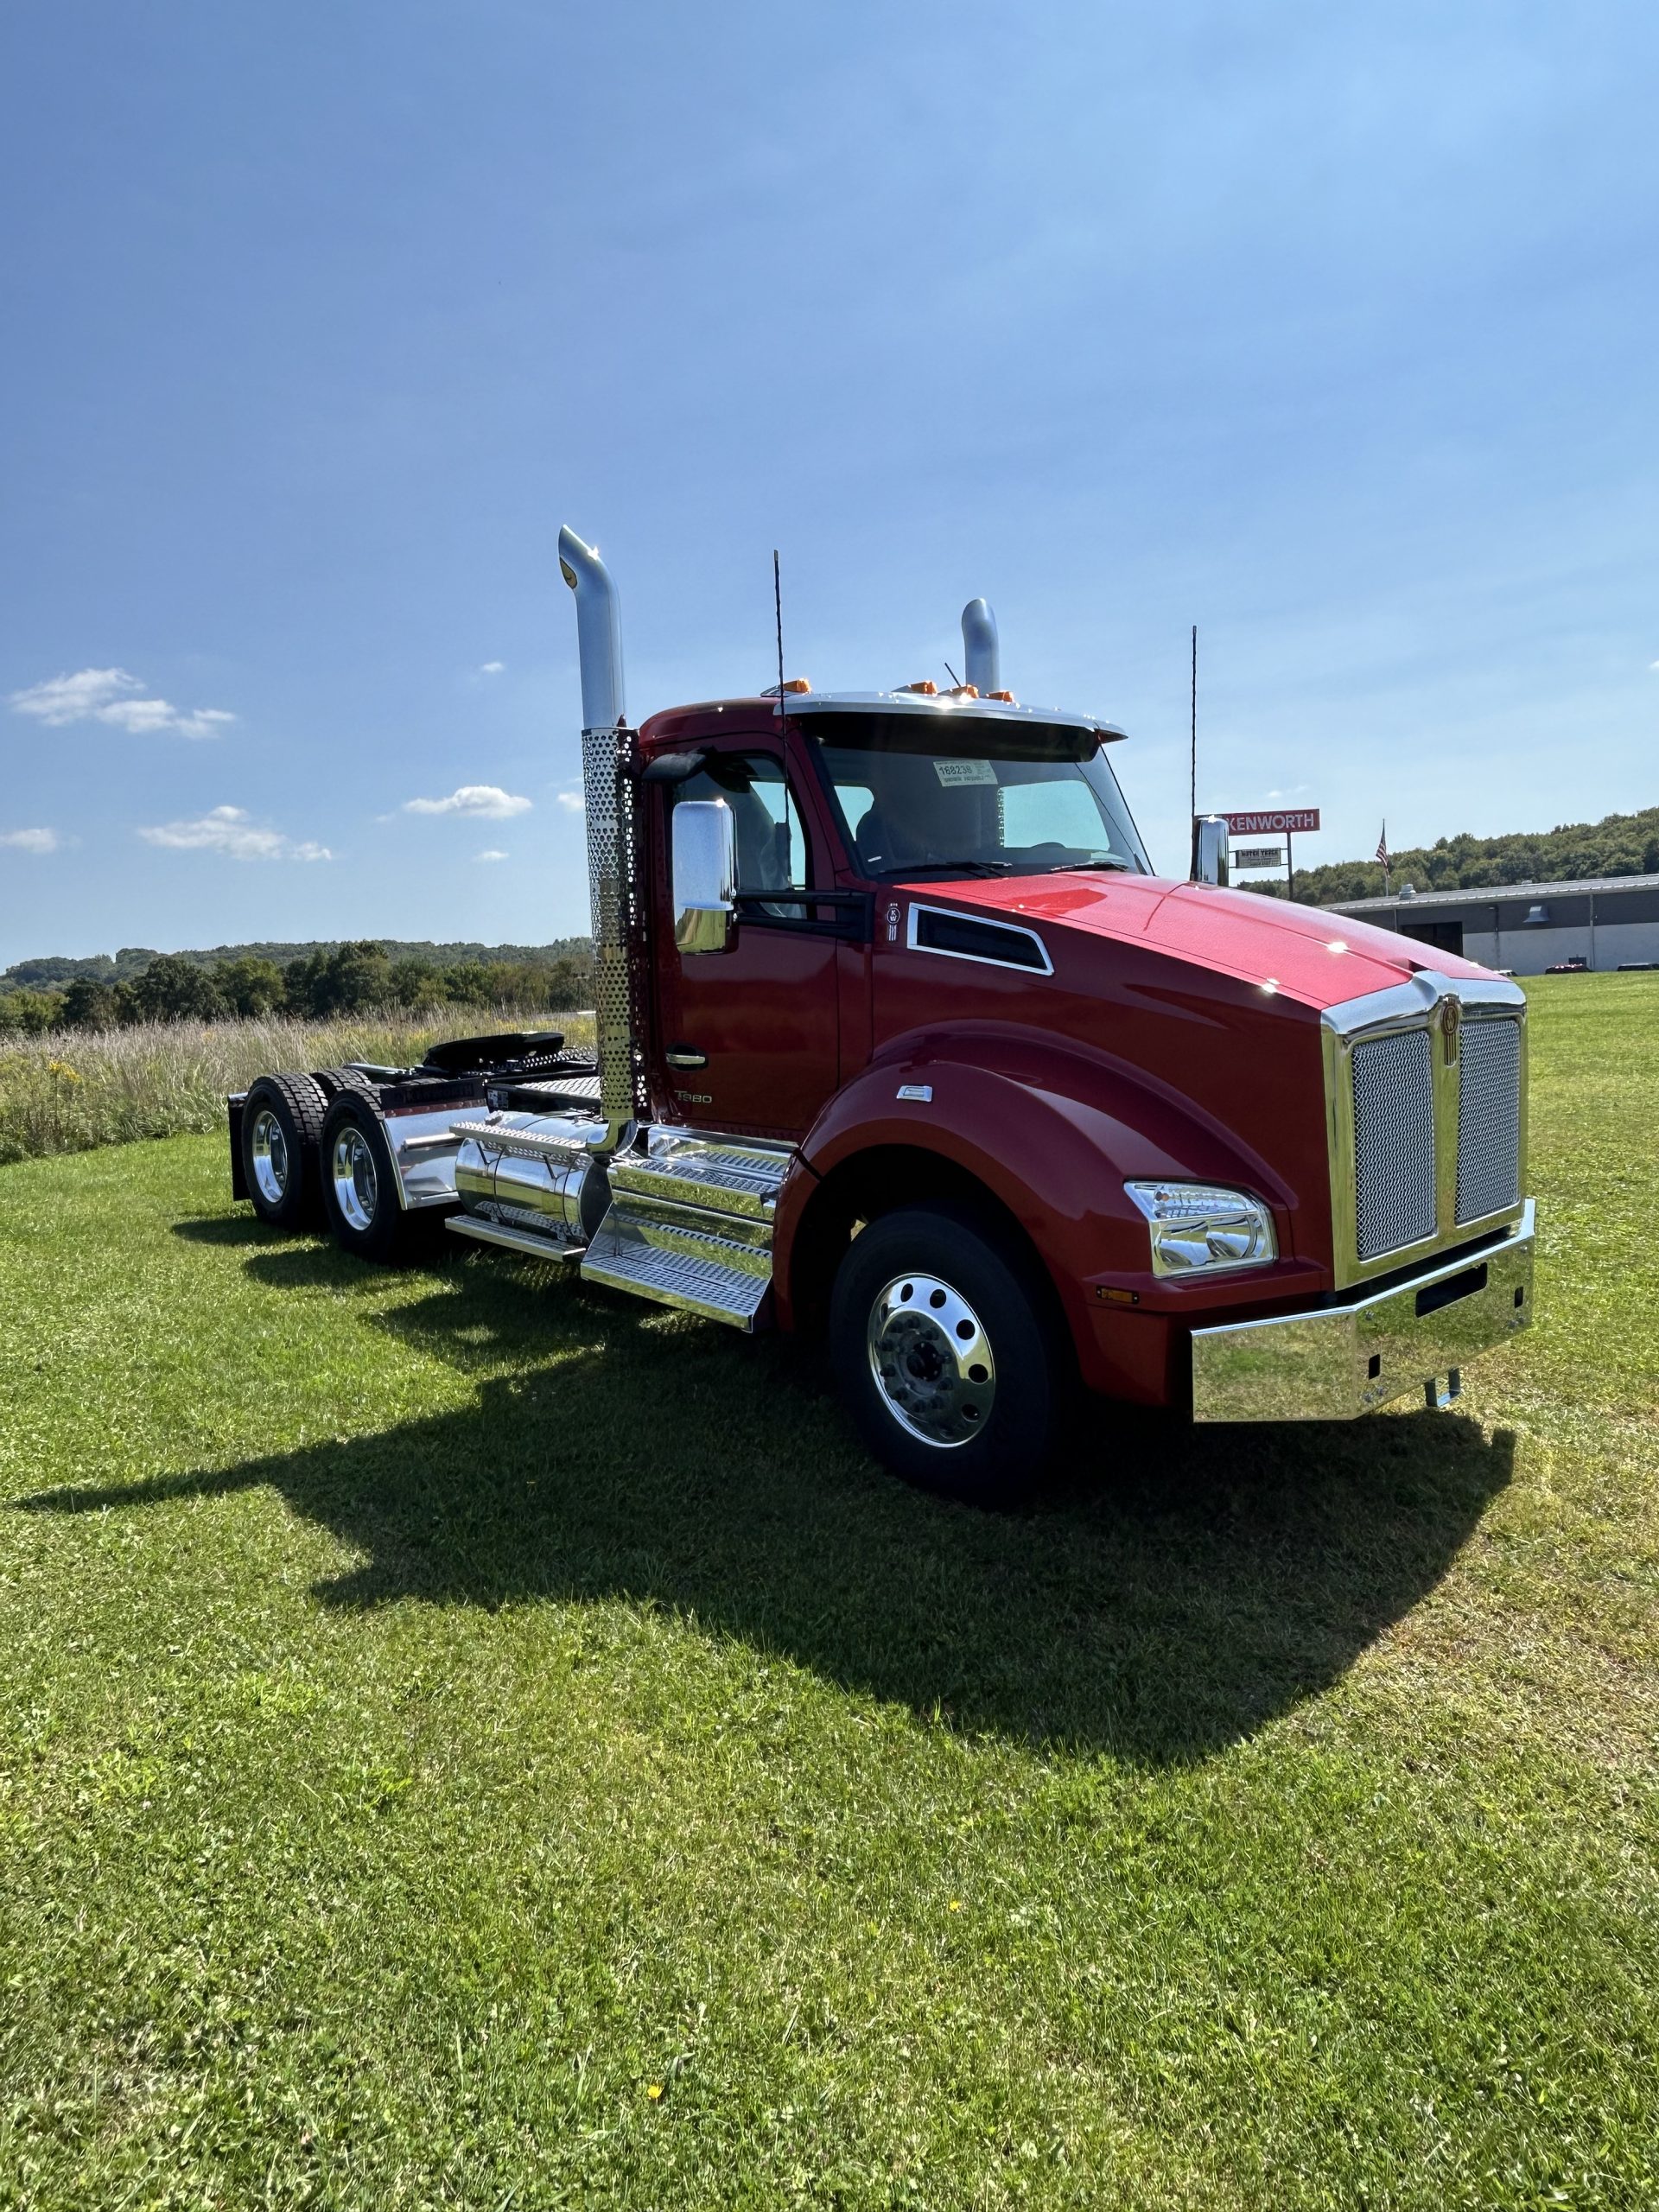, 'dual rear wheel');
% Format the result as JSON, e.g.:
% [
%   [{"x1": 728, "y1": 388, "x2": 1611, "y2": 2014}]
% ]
[{"x1": 239, "y1": 1074, "x2": 421, "y2": 1263}]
